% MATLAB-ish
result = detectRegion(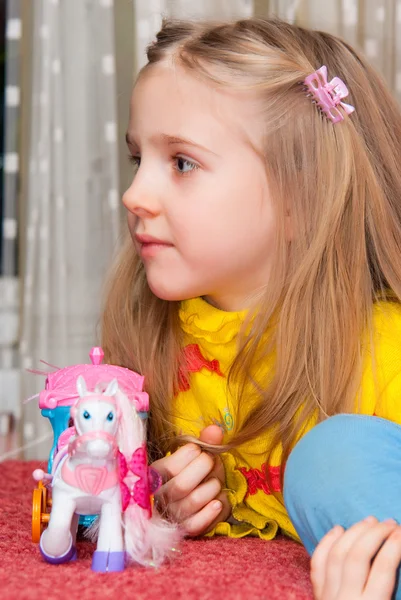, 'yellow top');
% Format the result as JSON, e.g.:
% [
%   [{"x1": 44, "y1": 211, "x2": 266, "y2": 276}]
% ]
[{"x1": 173, "y1": 297, "x2": 401, "y2": 541}]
